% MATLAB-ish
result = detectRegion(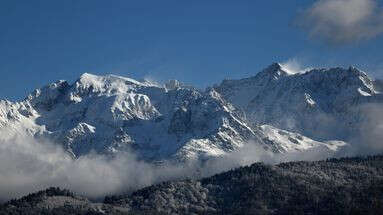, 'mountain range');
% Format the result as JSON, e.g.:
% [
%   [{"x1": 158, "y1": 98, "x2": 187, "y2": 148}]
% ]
[{"x1": 0, "y1": 63, "x2": 382, "y2": 162}]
